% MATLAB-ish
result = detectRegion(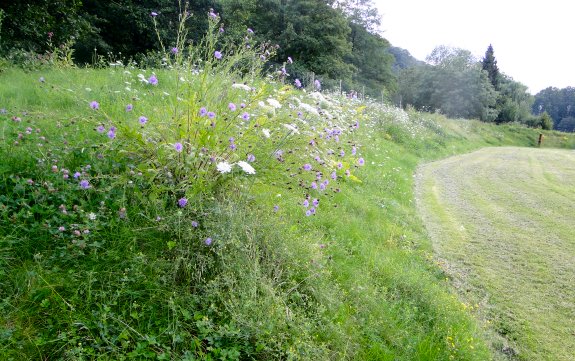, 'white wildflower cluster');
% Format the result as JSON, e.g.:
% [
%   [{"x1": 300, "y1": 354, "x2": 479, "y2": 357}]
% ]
[
  {"x1": 232, "y1": 83, "x2": 252, "y2": 91},
  {"x1": 216, "y1": 161, "x2": 256, "y2": 175}
]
